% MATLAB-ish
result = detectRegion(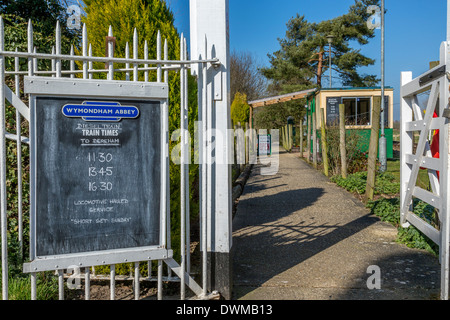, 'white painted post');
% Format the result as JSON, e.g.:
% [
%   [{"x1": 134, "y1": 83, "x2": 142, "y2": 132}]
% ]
[
  {"x1": 190, "y1": 0, "x2": 232, "y2": 299},
  {"x1": 0, "y1": 16, "x2": 7, "y2": 301},
  {"x1": 440, "y1": 40, "x2": 450, "y2": 300},
  {"x1": 442, "y1": 108, "x2": 450, "y2": 300},
  {"x1": 447, "y1": 0, "x2": 450, "y2": 42},
  {"x1": 400, "y1": 71, "x2": 412, "y2": 228}
]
